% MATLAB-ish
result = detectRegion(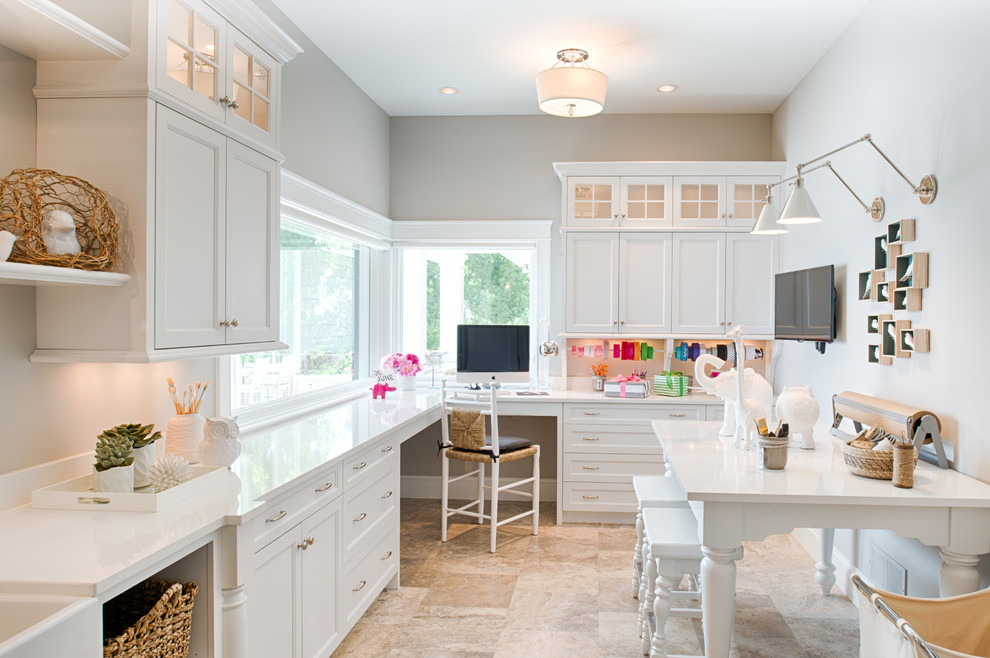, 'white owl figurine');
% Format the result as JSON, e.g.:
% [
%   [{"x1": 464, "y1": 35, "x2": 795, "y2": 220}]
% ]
[
  {"x1": 775, "y1": 386, "x2": 820, "y2": 450},
  {"x1": 198, "y1": 416, "x2": 241, "y2": 467},
  {"x1": 42, "y1": 209, "x2": 81, "y2": 255}
]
